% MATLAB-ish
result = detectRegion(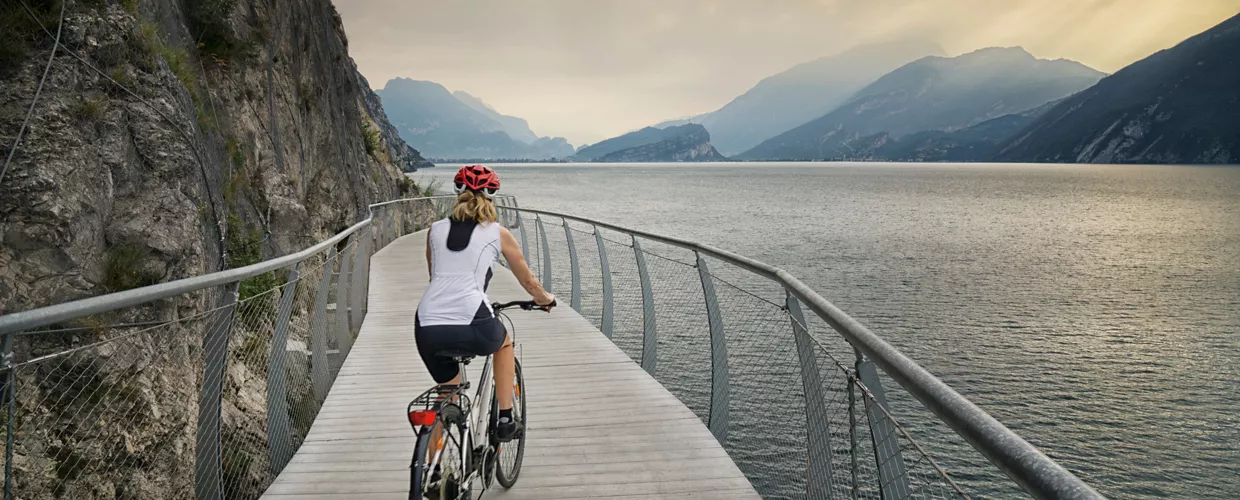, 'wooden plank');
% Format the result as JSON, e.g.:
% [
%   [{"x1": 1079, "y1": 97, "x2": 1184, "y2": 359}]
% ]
[{"x1": 261, "y1": 230, "x2": 758, "y2": 500}]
